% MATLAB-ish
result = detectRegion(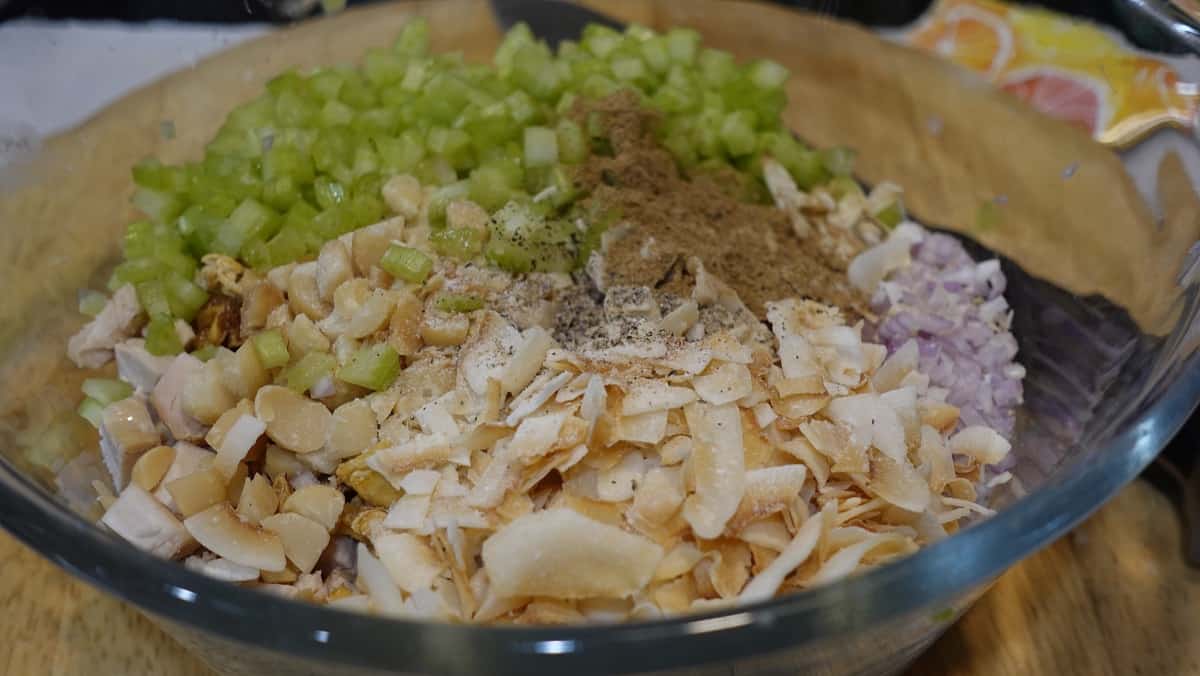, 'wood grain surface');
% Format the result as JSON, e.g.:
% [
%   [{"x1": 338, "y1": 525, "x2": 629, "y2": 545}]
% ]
[{"x1": 0, "y1": 479, "x2": 1195, "y2": 676}]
